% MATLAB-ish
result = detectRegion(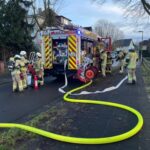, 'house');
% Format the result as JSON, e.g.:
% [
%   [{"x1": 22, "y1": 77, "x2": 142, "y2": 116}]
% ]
[
  {"x1": 27, "y1": 8, "x2": 72, "y2": 51},
  {"x1": 28, "y1": 8, "x2": 72, "y2": 34},
  {"x1": 139, "y1": 39, "x2": 150, "y2": 57},
  {"x1": 113, "y1": 39, "x2": 135, "y2": 52},
  {"x1": 56, "y1": 16, "x2": 72, "y2": 26}
]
